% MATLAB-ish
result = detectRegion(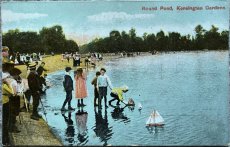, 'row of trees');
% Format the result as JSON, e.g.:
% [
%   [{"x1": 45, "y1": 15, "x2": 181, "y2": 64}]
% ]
[
  {"x1": 80, "y1": 25, "x2": 229, "y2": 53},
  {"x1": 3, "y1": 24, "x2": 228, "y2": 54},
  {"x1": 3, "y1": 25, "x2": 79, "y2": 54}
]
